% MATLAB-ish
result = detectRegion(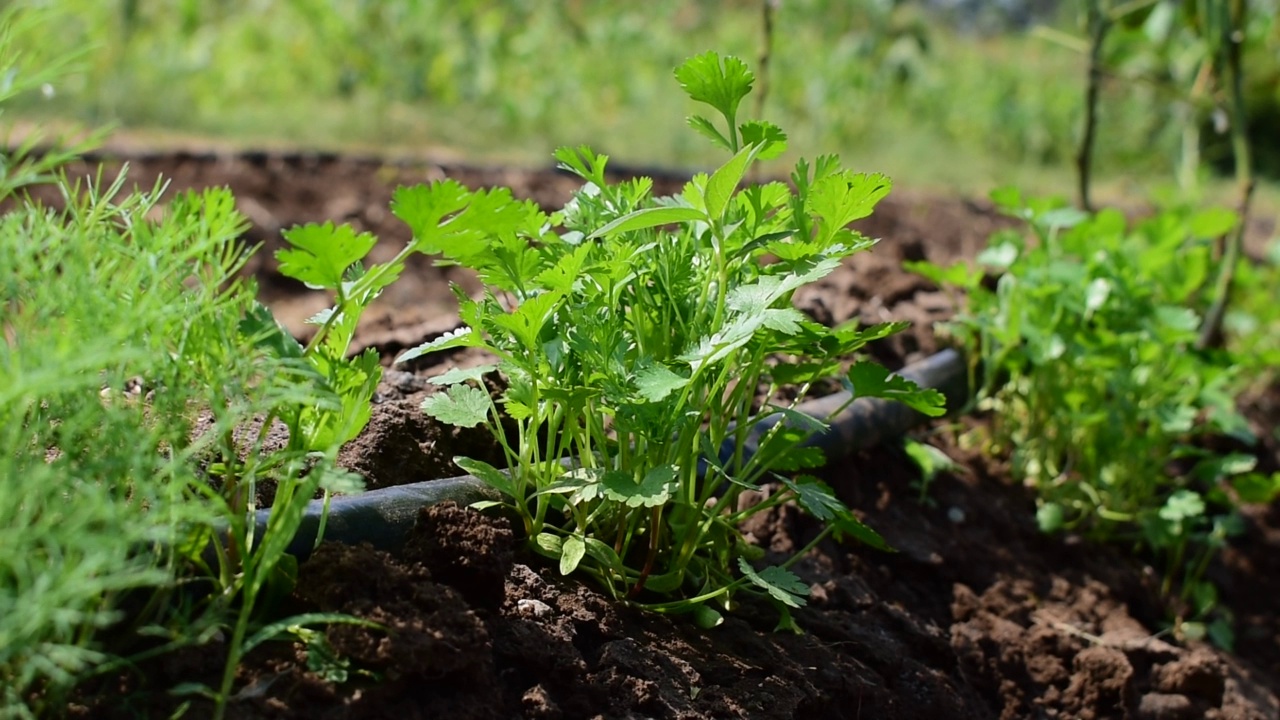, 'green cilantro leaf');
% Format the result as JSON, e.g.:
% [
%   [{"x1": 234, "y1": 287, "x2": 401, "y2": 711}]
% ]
[
  {"x1": 783, "y1": 475, "x2": 845, "y2": 522},
  {"x1": 602, "y1": 466, "x2": 678, "y2": 508},
  {"x1": 1158, "y1": 490, "x2": 1206, "y2": 524},
  {"x1": 391, "y1": 180, "x2": 472, "y2": 253},
  {"x1": 805, "y1": 171, "x2": 891, "y2": 242},
  {"x1": 675, "y1": 51, "x2": 754, "y2": 133},
  {"x1": 635, "y1": 364, "x2": 690, "y2": 402},
  {"x1": 831, "y1": 511, "x2": 893, "y2": 551},
  {"x1": 491, "y1": 291, "x2": 563, "y2": 350},
  {"x1": 739, "y1": 120, "x2": 788, "y2": 160},
  {"x1": 1232, "y1": 472, "x2": 1280, "y2": 505},
  {"x1": 844, "y1": 361, "x2": 947, "y2": 416},
  {"x1": 277, "y1": 222, "x2": 378, "y2": 290},
  {"x1": 421, "y1": 384, "x2": 491, "y2": 428},
  {"x1": 687, "y1": 115, "x2": 733, "y2": 152}
]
